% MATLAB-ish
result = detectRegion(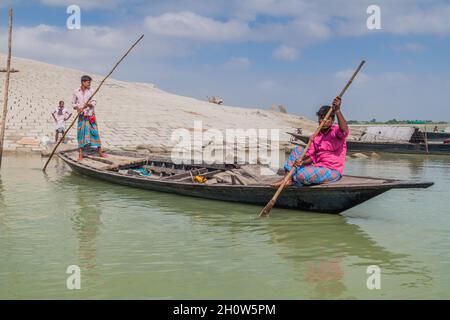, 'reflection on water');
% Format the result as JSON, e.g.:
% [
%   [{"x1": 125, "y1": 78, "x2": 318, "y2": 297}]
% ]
[
  {"x1": 43, "y1": 158, "x2": 103, "y2": 272},
  {"x1": 0, "y1": 153, "x2": 449, "y2": 299},
  {"x1": 71, "y1": 188, "x2": 102, "y2": 272},
  {"x1": 266, "y1": 214, "x2": 433, "y2": 299},
  {"x1": 0, "y1": 178, "x2": 5, "y2": 229}
]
